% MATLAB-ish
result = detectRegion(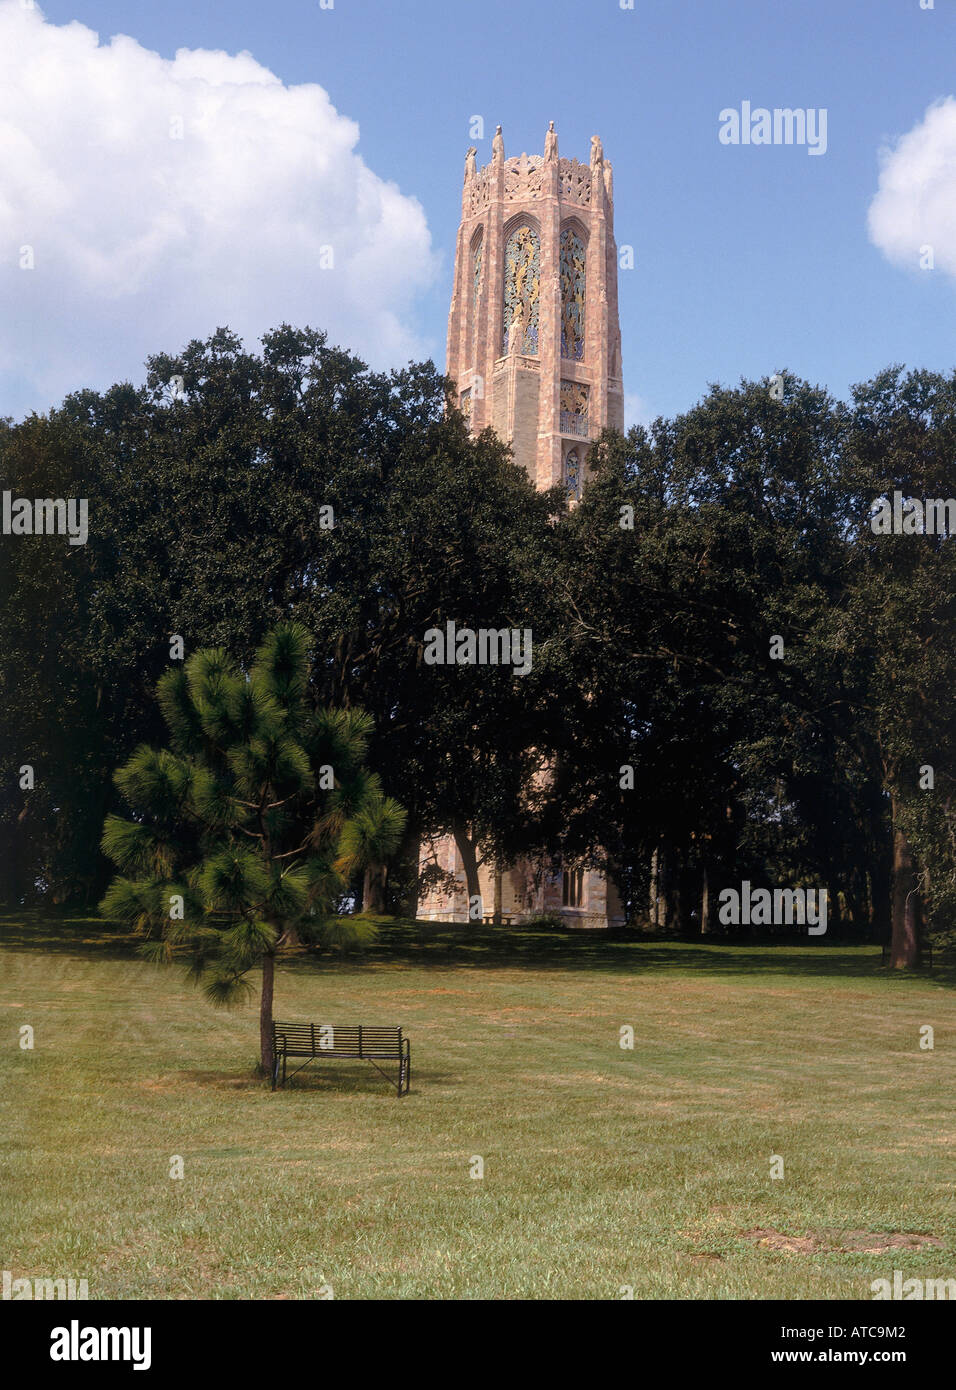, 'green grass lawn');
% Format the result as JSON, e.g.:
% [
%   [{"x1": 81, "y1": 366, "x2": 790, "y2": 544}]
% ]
[{"x1": 1, "y1": 912, "x2": 953, "y2": 1300}]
